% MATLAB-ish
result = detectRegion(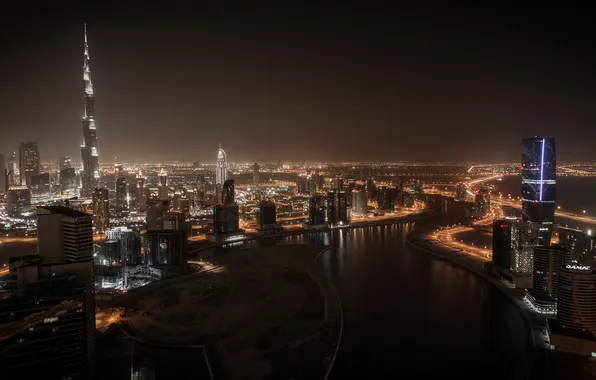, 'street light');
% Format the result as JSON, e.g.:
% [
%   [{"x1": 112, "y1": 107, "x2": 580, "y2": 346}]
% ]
[{"x1": 583, "y1": 210, "x2": 587, "y2": 214}]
